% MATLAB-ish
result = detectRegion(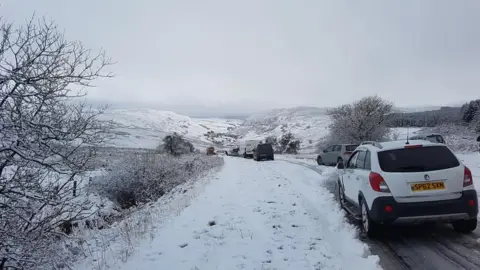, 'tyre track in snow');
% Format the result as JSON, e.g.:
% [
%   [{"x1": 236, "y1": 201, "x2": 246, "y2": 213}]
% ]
[{"x1": 280, "y1": 158, "x2": 480, "y2": 270}]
